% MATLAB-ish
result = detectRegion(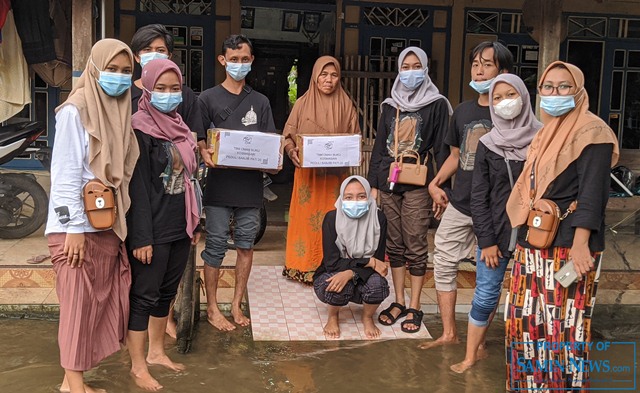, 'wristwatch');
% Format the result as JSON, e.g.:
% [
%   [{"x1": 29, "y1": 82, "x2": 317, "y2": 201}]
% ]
[{"x1": 351, "y1": 270, "x2": 360, "y2": 285}]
